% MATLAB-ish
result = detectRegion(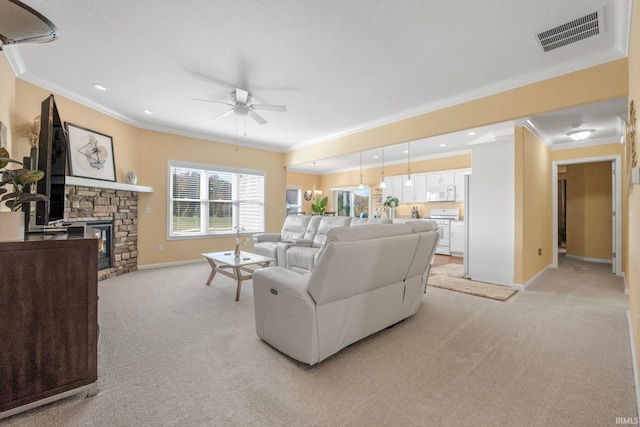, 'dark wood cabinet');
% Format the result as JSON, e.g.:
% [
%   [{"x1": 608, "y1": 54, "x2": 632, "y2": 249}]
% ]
[{"x1": 0, "y1": 235, "x2": 98, "y2": 418}]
